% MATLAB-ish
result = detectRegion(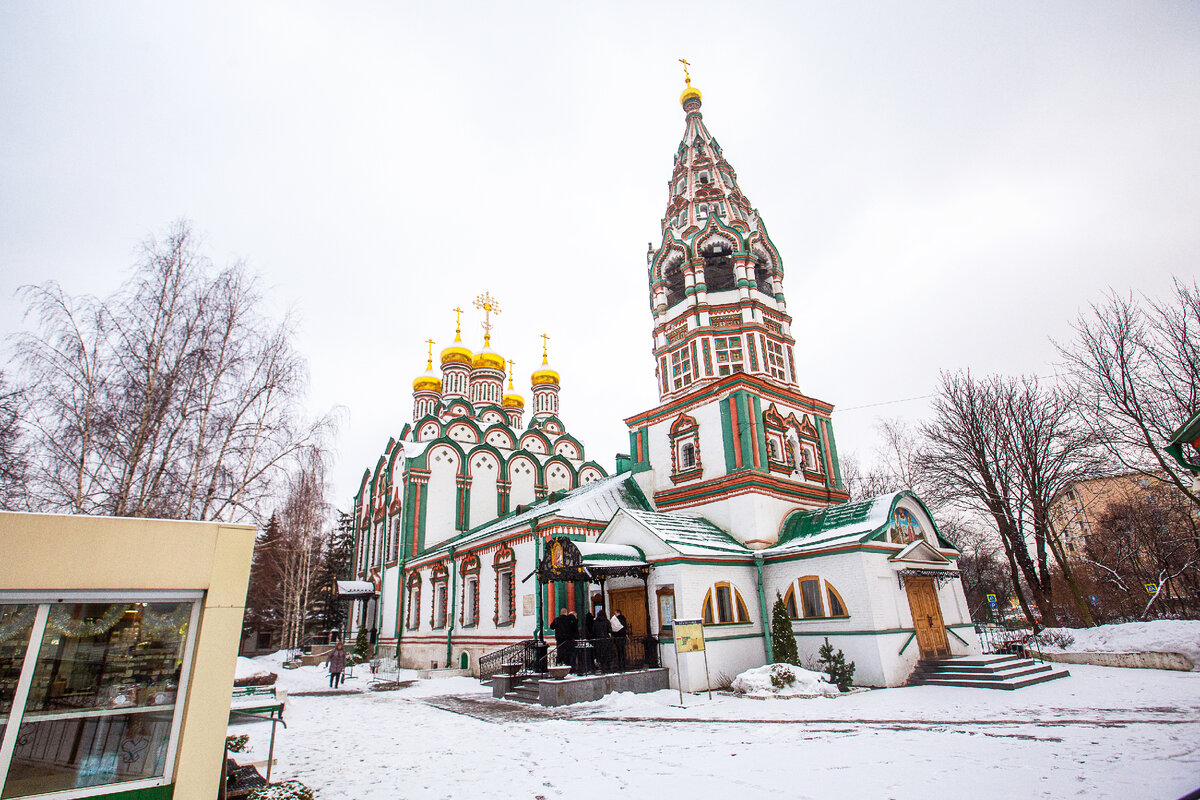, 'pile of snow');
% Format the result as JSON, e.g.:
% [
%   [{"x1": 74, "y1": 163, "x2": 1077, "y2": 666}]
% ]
[
  {"x1": 235, "y1": 656, "x2": 274, "y2": 681},
  {"x1": 730, "y1": 663, "x2": 841, "y2": 698},
  {"x1": 1041, "y1": 620, "x2": 1200, "y2": 670}
]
